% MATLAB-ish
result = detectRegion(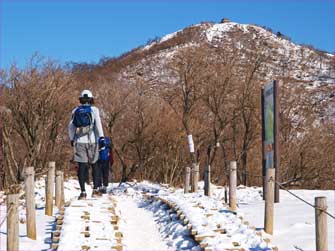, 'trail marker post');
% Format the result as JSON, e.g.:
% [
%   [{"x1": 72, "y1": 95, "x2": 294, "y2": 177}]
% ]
[
  {"x1": 264, "y1": 168, "x2": 275, "y2": 234},
  {"x1": 55, "y1": 170, "x2": 62, "y2": 209},
  {"x1": 61, "y1": 171, "x2": 65, "y2": 206},
  {"x1": 45, "y1": 161, "x2": 55, "y2": 216},
  {"x1": 7, "y1": 186, "x2": 20, "y2": 251},
  {"x1": 315, "y1": 197, "x2": 328, "y2": 251},
  {"x1": 25, "y1": 166, "x2": 36, "y2": 239},
  {"x1": 229, "y1": 161, "x2": 237, "y2": 210},
  {"x1": 204, "y1": 145, "x2": 211, "y2": 197},
  {"x1": 184, "y1": 167, "x2": 191, "y2": 193}
]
